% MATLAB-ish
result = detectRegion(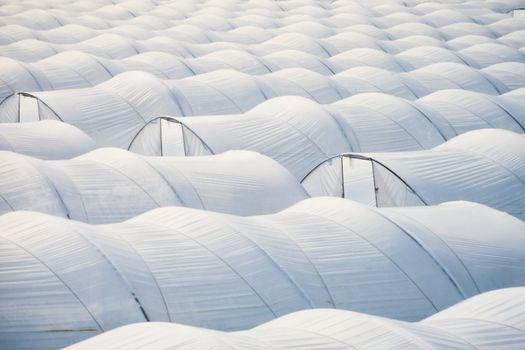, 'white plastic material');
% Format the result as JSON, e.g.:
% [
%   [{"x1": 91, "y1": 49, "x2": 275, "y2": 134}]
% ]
[
  {"x1": 0, "y1": 121, "x2": 96, "y2": 159},
  {"x1": 0, "y1": 149, "x2": 308, "y2": 222},
  {"x1": 1, "y1": 199, "x2": 524, "y2": 349},
  {"x1": 304, "y1": 129, "x2": 525, "y2": 220},
  {"x1": 65, "y1": 288, "x2": 525, "y2": 350}
]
